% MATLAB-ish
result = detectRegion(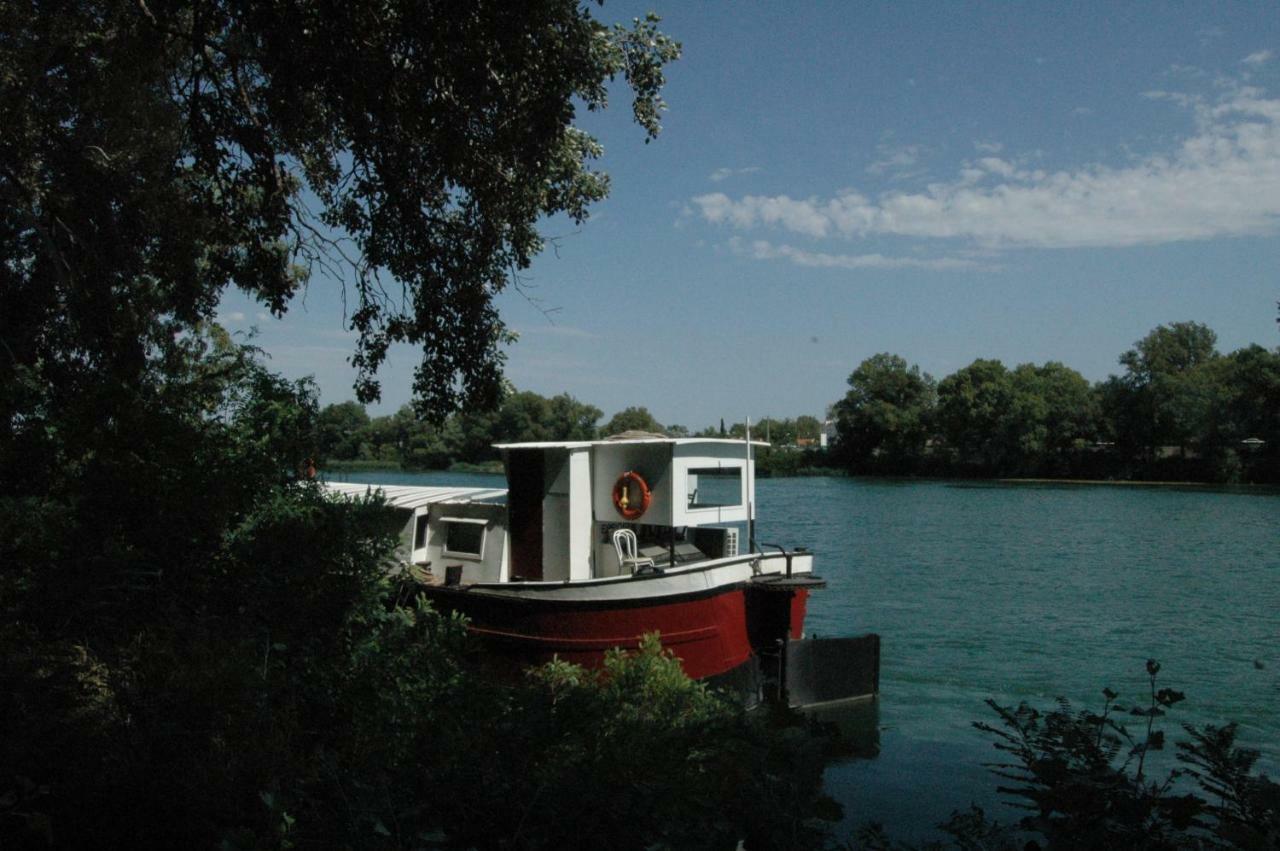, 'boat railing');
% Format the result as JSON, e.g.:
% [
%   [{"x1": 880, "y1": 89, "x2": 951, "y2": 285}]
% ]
[
  {"x1": 461, "y1": 548, "x2": 812, "y2": 591},
  {"x1": 759, "y1": 542, "x2": 793, "y2": 577}
]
